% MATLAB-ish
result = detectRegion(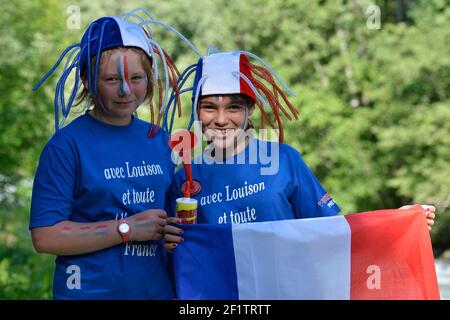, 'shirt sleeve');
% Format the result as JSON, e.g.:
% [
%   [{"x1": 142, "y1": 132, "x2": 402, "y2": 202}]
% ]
[
  {"x1": 284, "y1": 145, "x2": 341, "y2": 219},
  {"x1": 29, "y1": 137, "x2": 78, "y2": 229}
]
